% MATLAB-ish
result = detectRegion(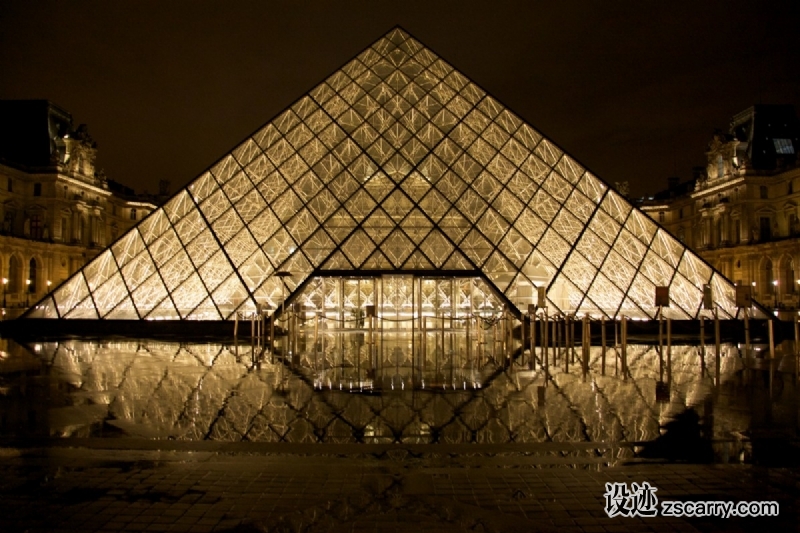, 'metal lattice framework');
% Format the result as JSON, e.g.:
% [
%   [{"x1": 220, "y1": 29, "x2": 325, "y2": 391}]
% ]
[{"x1": 27, "y1": 28, "x2": 748, "y2": 321}]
